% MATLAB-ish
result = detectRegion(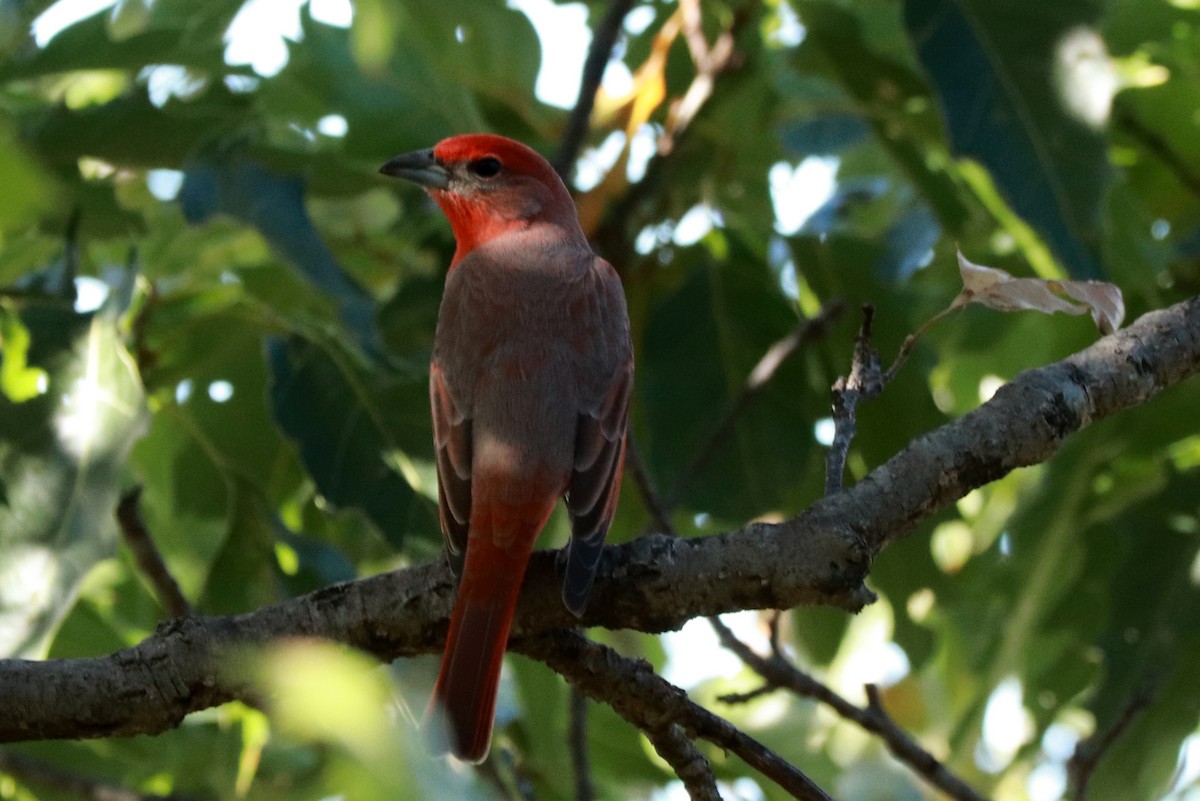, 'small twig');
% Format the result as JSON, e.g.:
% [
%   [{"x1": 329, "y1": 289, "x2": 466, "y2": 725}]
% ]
[
  {"x1": 1067, "y1": 688, "x2": 1154, "y2": 801},
  {"x1": 824, "y1": 307, "x2": 884, "y2": 495},
  {"x1": 553, "y1": 0, "x2": 637, "y2": 180},
  {"x1": 475, "y1": 753, "x2": 536, "y2": 801},
  {"x1": 882, "y1": 305, "x2": 957, "y2": 385},
  {"x1": 116, "y1": 487, "x2": 191, "y2": 619},
  {"x1": 594, "y1": 0, "x2": 758, "y2": 261},
  {"x1": 710, "y1": 618, "x2": 989, "y2": 801},
  {"x1": 569, "y1": 687, "x2": 595, "y2": 801},
  {"x1": 625, "y1": 435, "x2": 678, "y2": 535},
  {"x1": 659, "y1": 0, "x2": 751, "y2": 156},
  {"x1": 665, "y1": 303, "x2": 845, "y2": 511},
  {"x1": 520, "y1": 630, "x2": 835, "y2": 801},
  {"x1": 646, "y1": 726, "x2": 721, "y2": 801},
  {"x1": 826, "y1": 299, "x2": 965, "y2": 495},
  {"x1": 0, "y1": 749, "x2": 198, "y2": 801},
  {"x1": 716, "y1": 684, "x2": 775, "y2": 705}
]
